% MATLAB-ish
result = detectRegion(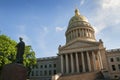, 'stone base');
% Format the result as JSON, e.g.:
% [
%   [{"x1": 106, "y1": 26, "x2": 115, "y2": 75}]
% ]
[{"x1": 1, "y1": 63, "x2": 27, "y2": 80}]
